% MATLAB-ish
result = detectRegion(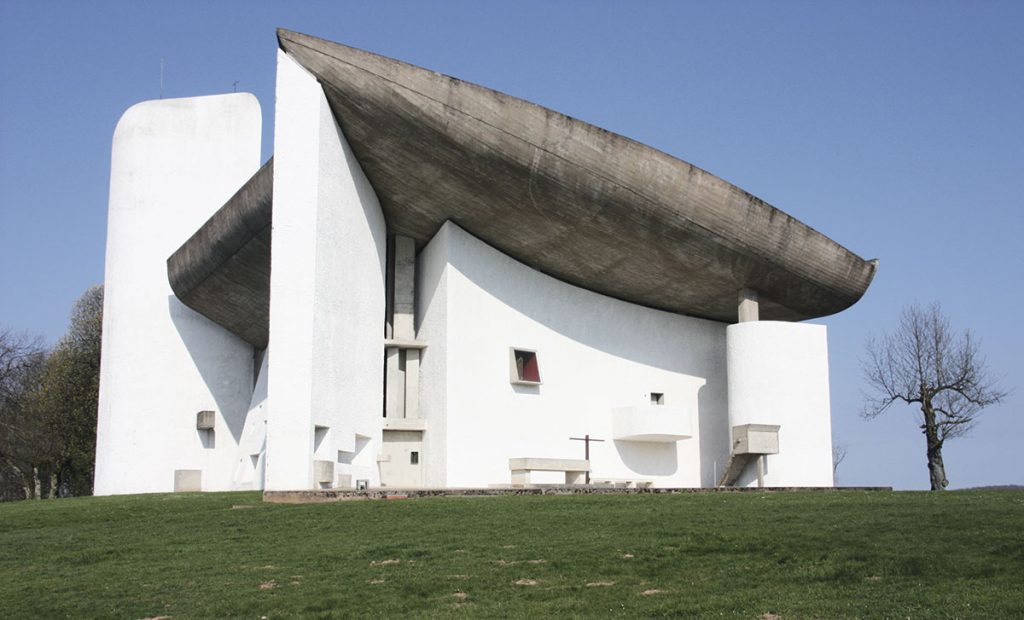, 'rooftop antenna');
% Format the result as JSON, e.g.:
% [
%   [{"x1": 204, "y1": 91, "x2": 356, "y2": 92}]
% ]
[
  {"x1": 159, "y1": 58, "x2": 165, "y2": 99},
  {"x1": 232, "y1": 80, "x2": 239, "y2": 92}
]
